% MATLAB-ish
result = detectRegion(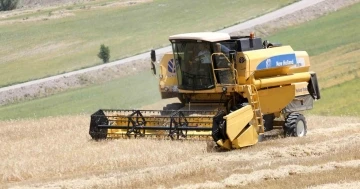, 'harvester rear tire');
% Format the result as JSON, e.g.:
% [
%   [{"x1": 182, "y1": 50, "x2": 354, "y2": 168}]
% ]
[{"x1": 283, "y1": 112, "x2": 307, "y2": 137}]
